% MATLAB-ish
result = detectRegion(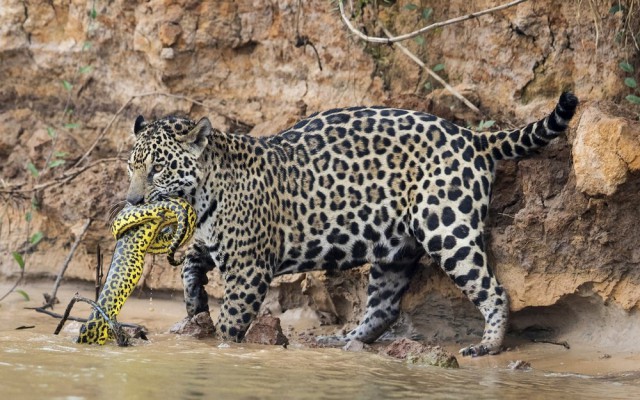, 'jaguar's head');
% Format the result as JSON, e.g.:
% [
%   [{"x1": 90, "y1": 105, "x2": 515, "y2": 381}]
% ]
[{"x1": 126, "y1": 115, "x2": 212, "y2": 205}]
